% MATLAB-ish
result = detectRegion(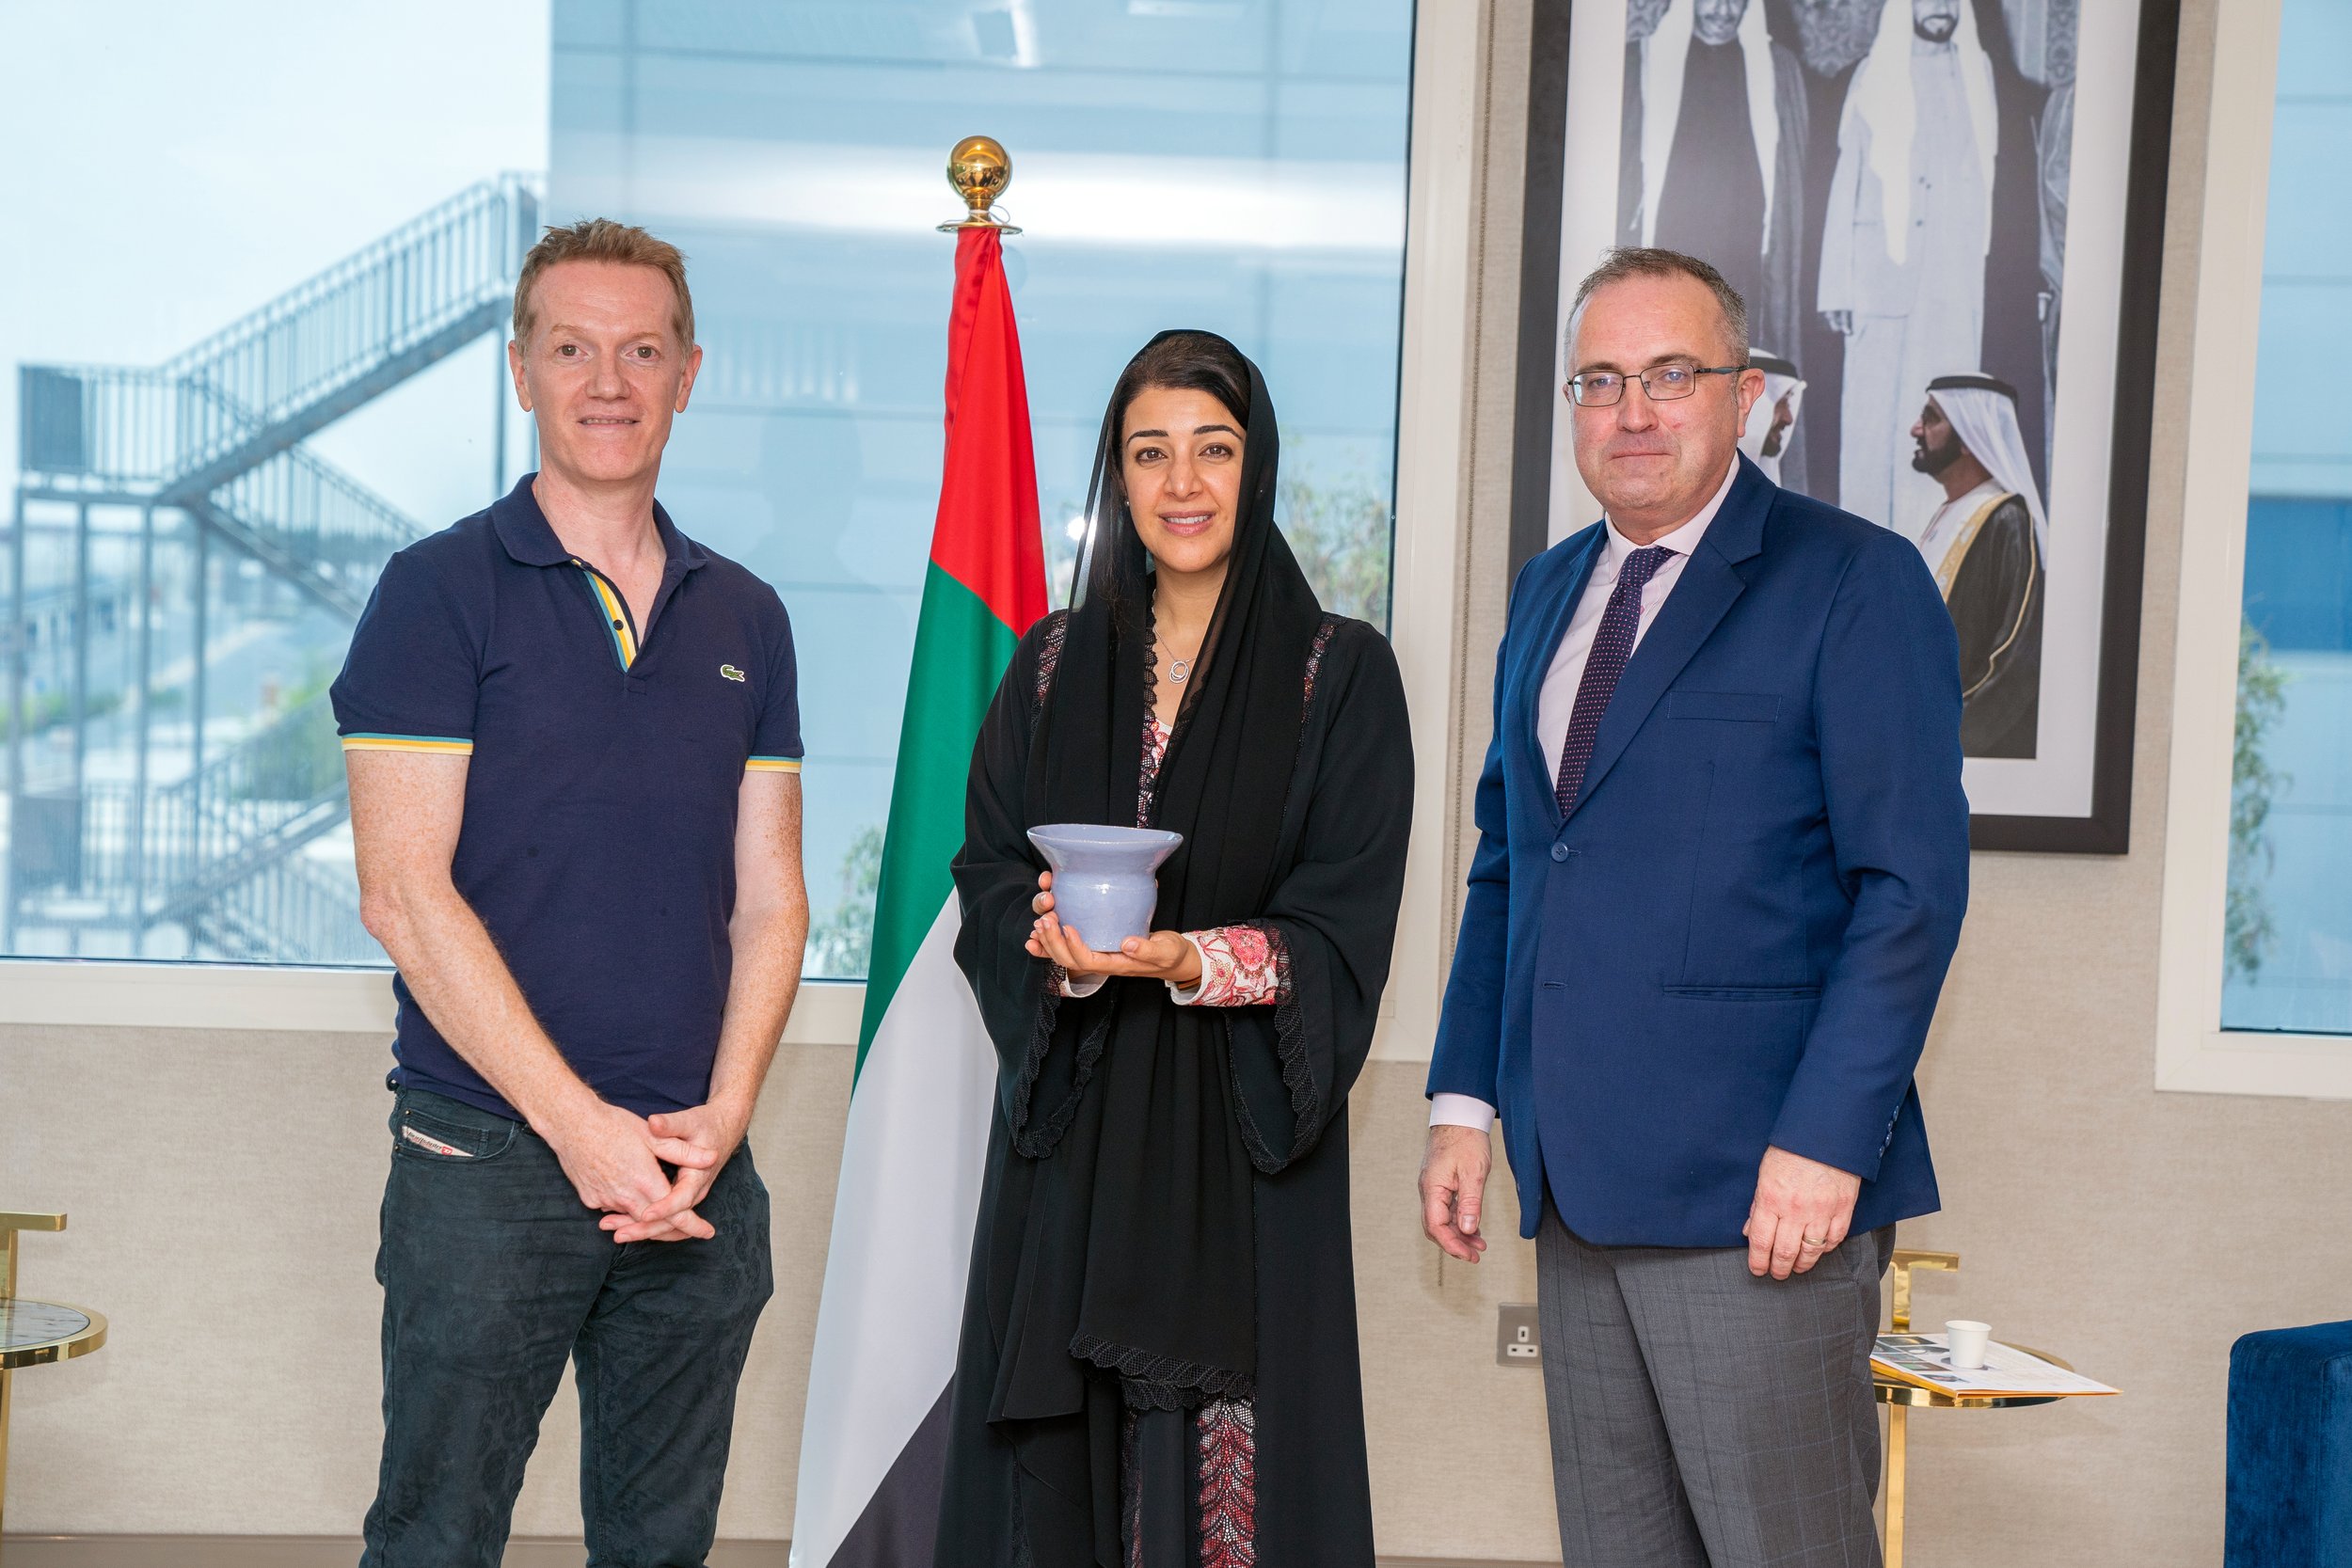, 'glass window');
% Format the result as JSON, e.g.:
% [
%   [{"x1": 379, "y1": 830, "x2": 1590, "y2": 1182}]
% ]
[
  {"x1": 2222, "y1": 0, "x2": 2352, "y2": 1033},
  {"x1": 548, "y1": 0, "x2": 1413, "y2": 978},
  {"x1": 2, "y1": 6, "x2": 551, "y2": 967},
  {"x1": 1, "y1": 2, "x2": 1413, "y2": 979}
]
